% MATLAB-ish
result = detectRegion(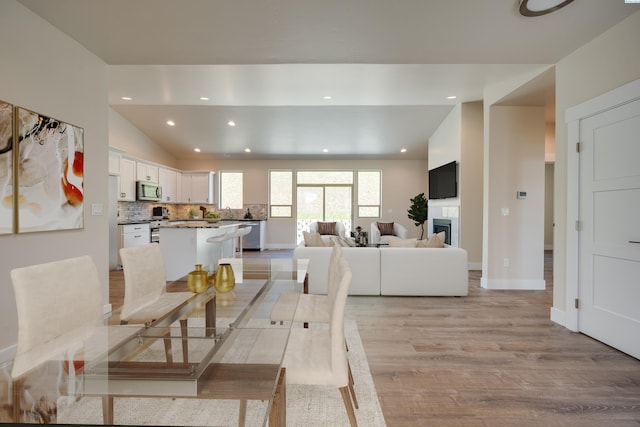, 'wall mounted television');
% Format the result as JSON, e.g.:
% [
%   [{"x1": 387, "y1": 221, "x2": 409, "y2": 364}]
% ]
[{"x1": 428, "y1": 161, "x2": 458, "y2": 199}]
